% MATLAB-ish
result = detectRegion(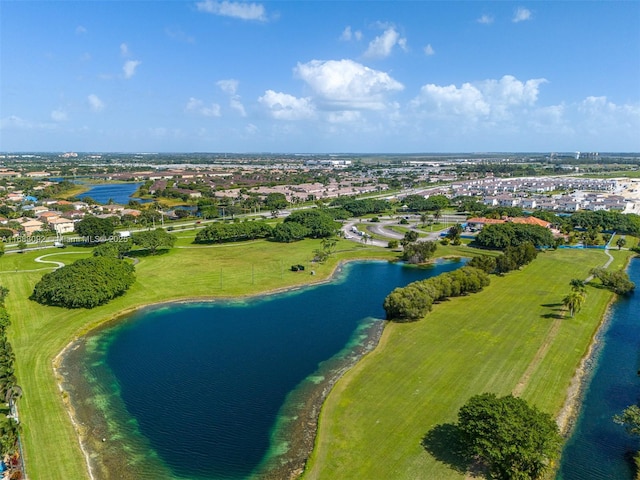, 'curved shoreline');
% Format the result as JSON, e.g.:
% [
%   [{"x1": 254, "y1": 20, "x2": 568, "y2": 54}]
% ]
[{"x1": 52, "y1": 257, "x2": 397, "y2": 480}]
